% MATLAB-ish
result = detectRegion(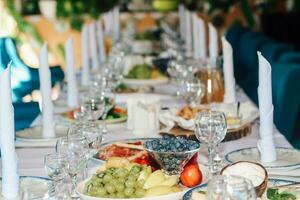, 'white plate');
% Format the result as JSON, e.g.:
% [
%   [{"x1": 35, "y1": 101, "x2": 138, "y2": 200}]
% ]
[
  {"x1": 160, "y1": 101, "x2": 259, "y2": 131},
  {"x1": 16, "y1": 125, "x2": 69, "y2": 142},
  {"x1": 182, "y1": 178, "x2": 296, "y2": 200},
  {"x1": 123, "y1": 77, "x2": 169, "y2": 87},
  {"x1": 0, "y1": 176, "x2": 50, "y2": 198},
  {"x1": 225, "y1": 147, "x2": 300, "y2": 170},
  {"x1": 77, "y1": 165, "x2": 210, "y2": 200}
]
